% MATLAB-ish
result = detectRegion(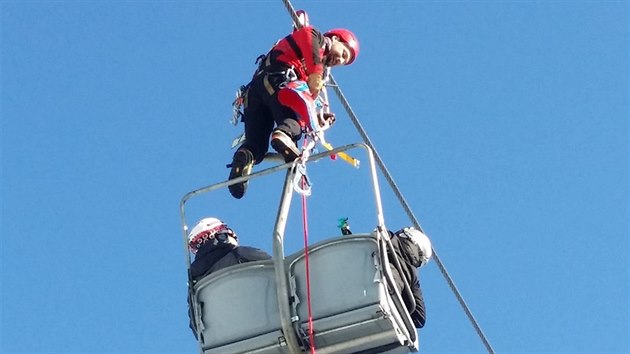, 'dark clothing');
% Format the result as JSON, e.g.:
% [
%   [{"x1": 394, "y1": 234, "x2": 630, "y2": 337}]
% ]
[
  {"x1": 240, "y1": 26, "x2": 327, "y2": 163},
  {"x1": 388, "y1": 231, "x2": 426, "y2": 328},
  {"x1": 188, "y1": 242, "x2": 271, "y2": 337},
  {"x1": 241, "y1": 72, "x2": 301, "y2": 164},
  {"x1": 190, "y1": 243, "x2": 271, "y2": 281}
]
